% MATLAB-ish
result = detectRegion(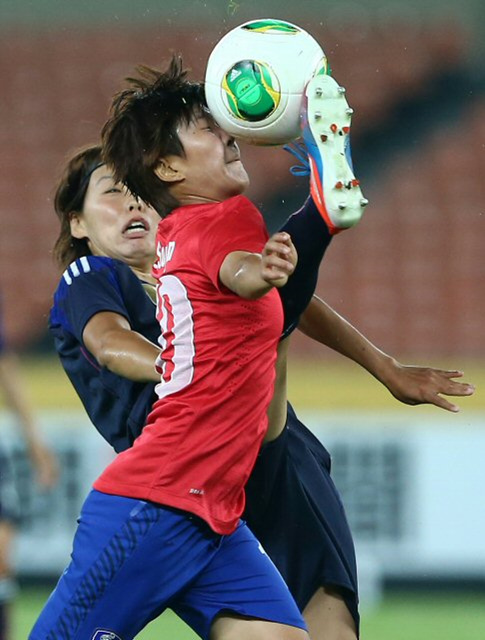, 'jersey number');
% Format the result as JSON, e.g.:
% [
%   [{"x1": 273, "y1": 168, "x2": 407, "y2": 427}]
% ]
[{"x1": 155, "y1": 275, "x2": 195, "y2": 399}]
